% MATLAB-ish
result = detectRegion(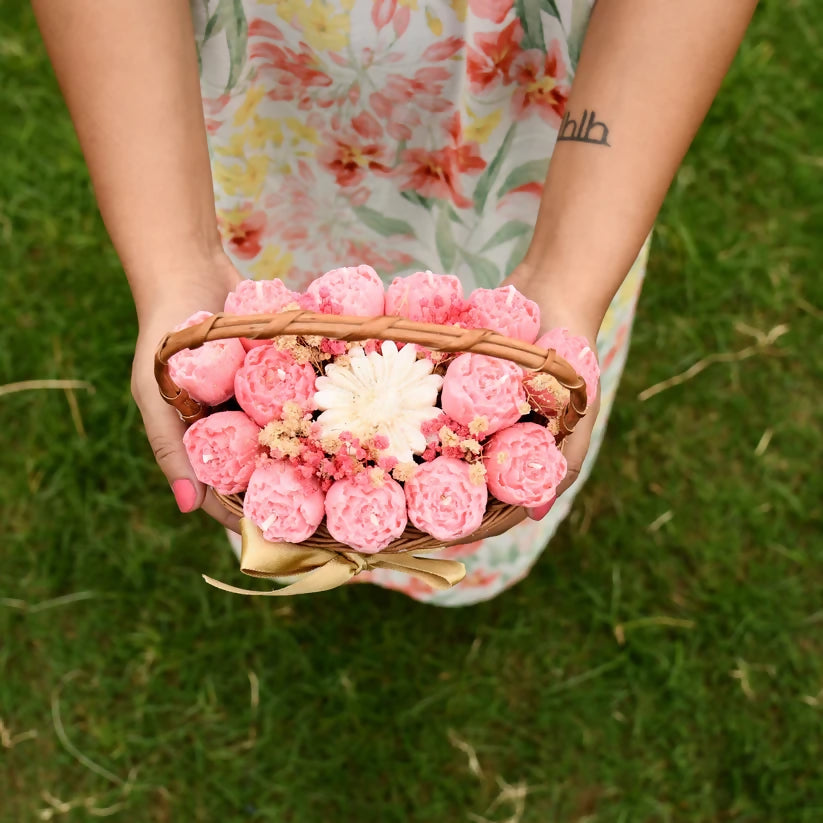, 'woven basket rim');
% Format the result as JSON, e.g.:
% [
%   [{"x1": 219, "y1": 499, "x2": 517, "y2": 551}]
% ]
[{"x1": 154, "y1": 309, "x2": 588, "y2": 554}]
